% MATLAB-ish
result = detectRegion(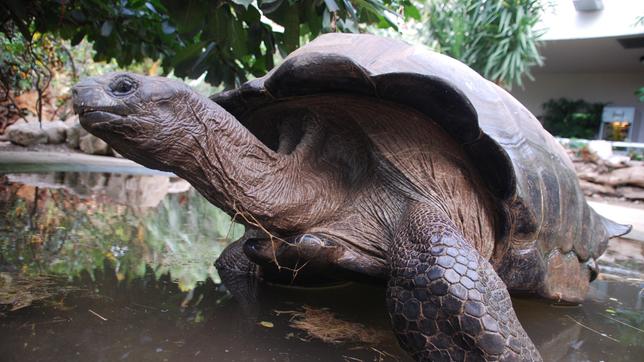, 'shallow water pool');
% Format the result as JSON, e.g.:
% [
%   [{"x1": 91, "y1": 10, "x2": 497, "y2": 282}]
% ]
[{"x1": 0, "y1": 171, "x2": 642, "y2": 361}]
